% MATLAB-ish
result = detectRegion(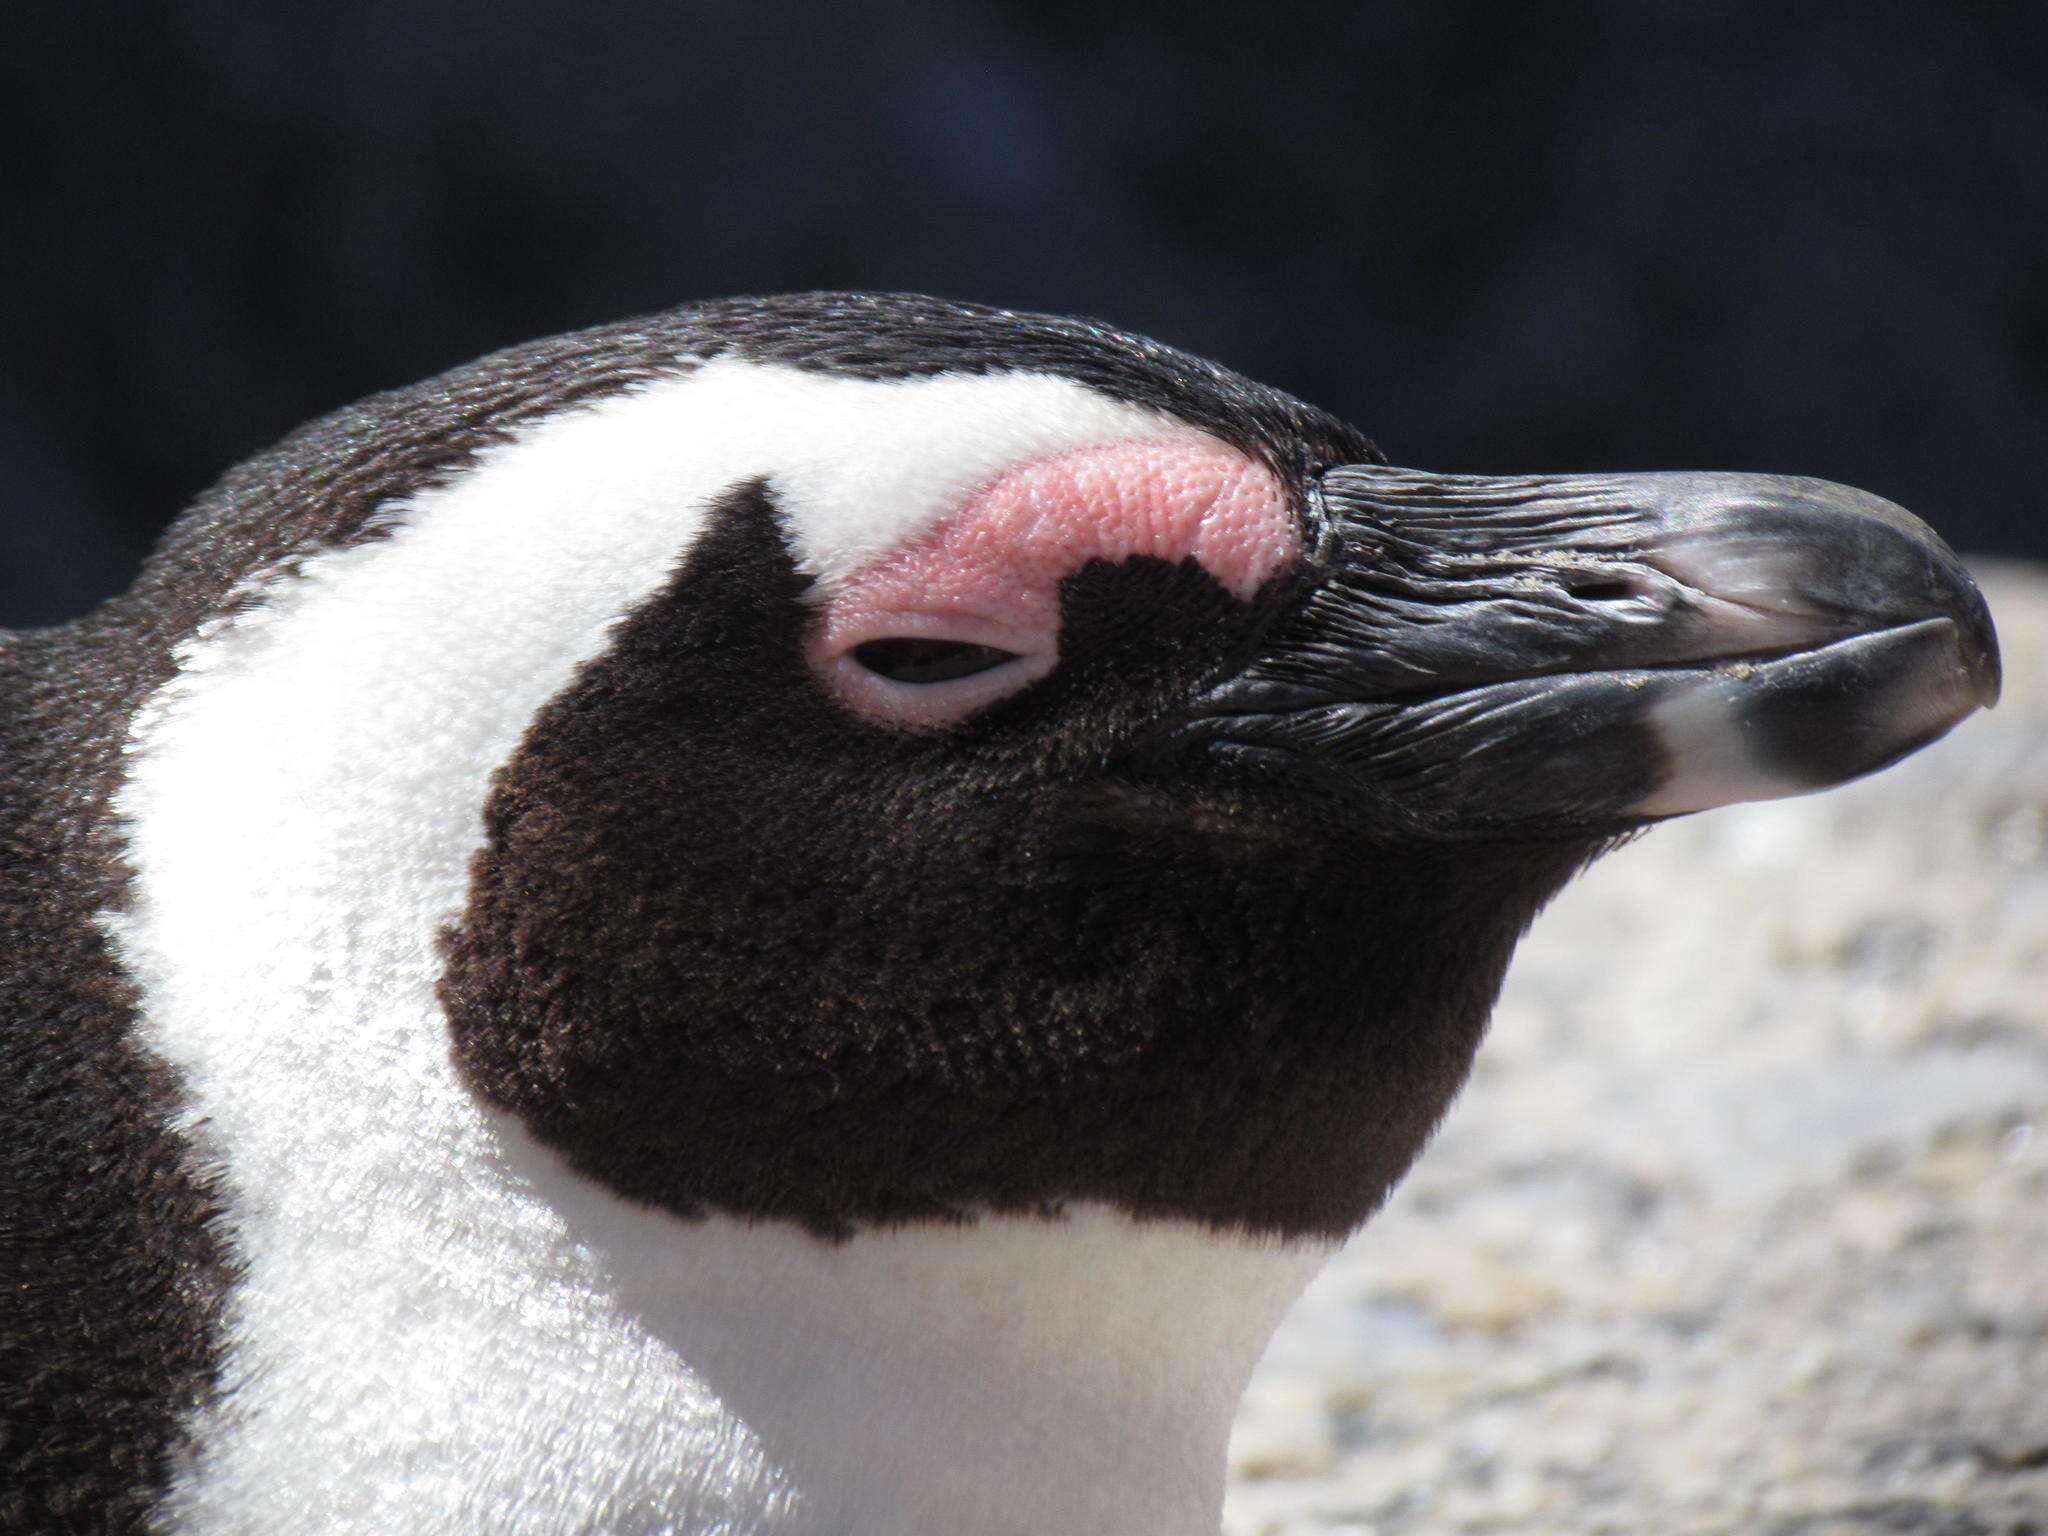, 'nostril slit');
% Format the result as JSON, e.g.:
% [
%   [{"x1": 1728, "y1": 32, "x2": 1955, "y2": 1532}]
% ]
[{"x1": 1565, "y1": 577, "x2": 1639, "y2": 602}]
